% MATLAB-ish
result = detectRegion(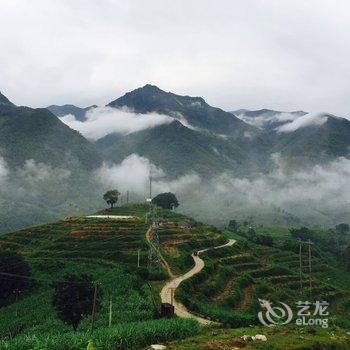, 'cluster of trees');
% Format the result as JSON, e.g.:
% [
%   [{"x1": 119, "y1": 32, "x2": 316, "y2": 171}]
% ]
[
  {"x1": 103, "y1": 189, "x2": 179, "y2": 211},
  {"x1": 227, "y1": 219, "x2": 273, "y2": 247},
  {"x1": 152, "y1": 192, "x2": 179, "y2": 210},
  {"x1": 289, "y1": 224, "x2": 350, "y2": 272},
  {"x1": 290, "y1": 226, "x2": 313, "y2": 241}
]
